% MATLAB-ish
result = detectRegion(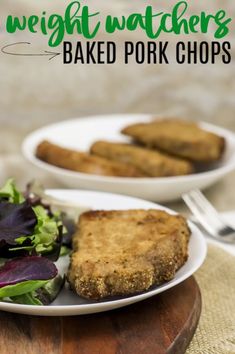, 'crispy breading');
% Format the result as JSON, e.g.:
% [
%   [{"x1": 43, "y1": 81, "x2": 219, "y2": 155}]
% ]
[
  {"x1": 67, "y1": 209, "x2": 190, "y2": 299},
  {"x1": 122, "y1": 119, "x2": 225, "y2": 162},
  {"x1": 36, "y1": 140, "x2": 145, "y2": 177},
  {"x1": 90, "y1": 140, "x2": 193, "y2": 177}
]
